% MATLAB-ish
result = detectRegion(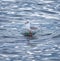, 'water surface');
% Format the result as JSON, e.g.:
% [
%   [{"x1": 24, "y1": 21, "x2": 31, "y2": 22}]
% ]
[{"x1": 0, "y1": 0, "x2": 60, "y2": 61}]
